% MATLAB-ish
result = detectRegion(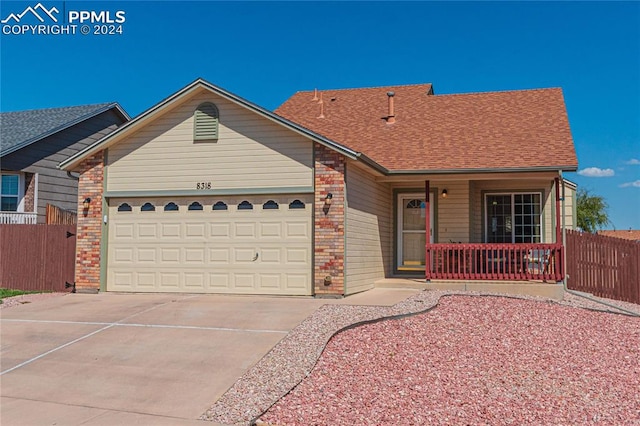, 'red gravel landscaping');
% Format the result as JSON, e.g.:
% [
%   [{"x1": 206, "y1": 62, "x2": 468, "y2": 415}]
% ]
[{"x1": 261, "y1": 295, "x2": 640, "y2": 425}]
